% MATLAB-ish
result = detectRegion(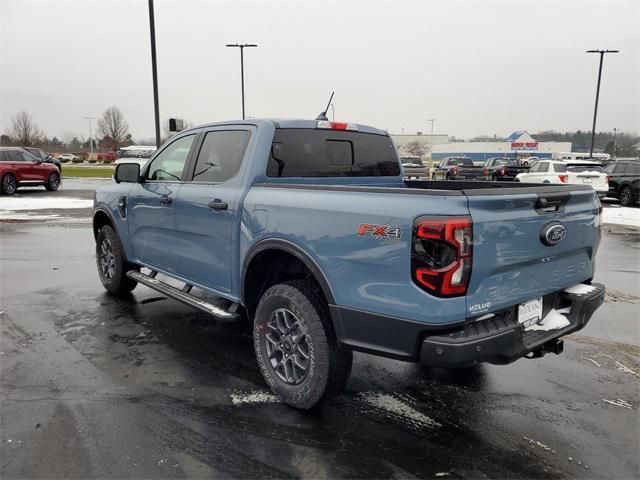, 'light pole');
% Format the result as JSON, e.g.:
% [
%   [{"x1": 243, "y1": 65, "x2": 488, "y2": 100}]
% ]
[
  {"x1": 226, "y1": 43, "x2": 258, "y2": 119},
  {"x1": 427, "y1": 118, "x2": 435, "y2": 158},
  {"x1": 83, "y1": 116, "x2": 95, "y2": 155},
  {"x1": 148, "y1": 0, "x2": 161, "y2": 148},
  {"x1": 613, "y1": 127, "x2": 618, "y2": 160},
  {"x1": 586, "y1": 49, "x2": 619, "y2": 158}
]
